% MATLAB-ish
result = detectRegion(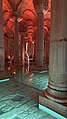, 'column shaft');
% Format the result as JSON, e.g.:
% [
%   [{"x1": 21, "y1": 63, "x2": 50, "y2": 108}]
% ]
[
  {"x1": 14, "y1": 17, "x2": 19, "y2": 66},
  {"x1": 33, "y1": 0, "x2": 45, "y2": 66},
  {"x1": 36, "y1": 12, "x2": 44, "y2": 66},
  {"x1": 21, "y1": 35, "x2": 25, "y2": 65},
  {"x1": 45, "y1": 0, "x2": 67, "y2": 103},
  {"x1": 39, "y1": 0, "x2": 67, "y2": 117},
  {"x1": 0, "y1": 0, "x2": 5, "y2": 71}
]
